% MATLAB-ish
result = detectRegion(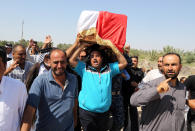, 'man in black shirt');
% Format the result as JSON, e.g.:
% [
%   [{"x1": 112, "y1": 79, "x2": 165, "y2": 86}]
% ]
[
  {"x1": 185, "y1": 75, "x2": 195, "y2": 131},
  {"x1": 122, "y1": 56, "x2": 144, "y2": 131}
]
